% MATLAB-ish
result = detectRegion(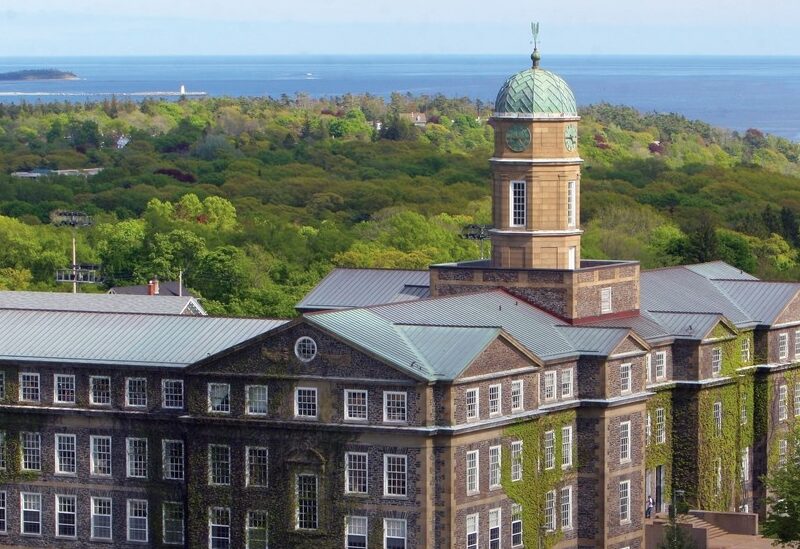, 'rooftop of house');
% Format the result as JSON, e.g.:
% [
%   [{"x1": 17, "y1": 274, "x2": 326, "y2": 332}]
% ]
[
  {"x1": 0, "y1": 290, "x2": 206, "y2": 316},
  {"x1": 109, "y1": 281, "x2": 195, "y2": 298}
]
